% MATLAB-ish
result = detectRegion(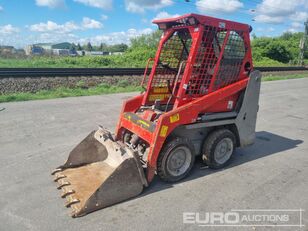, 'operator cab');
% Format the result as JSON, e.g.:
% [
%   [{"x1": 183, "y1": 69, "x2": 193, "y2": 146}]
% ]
[{"x1": 141, "y1": 13, "x2": 252, "y2": 115}]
